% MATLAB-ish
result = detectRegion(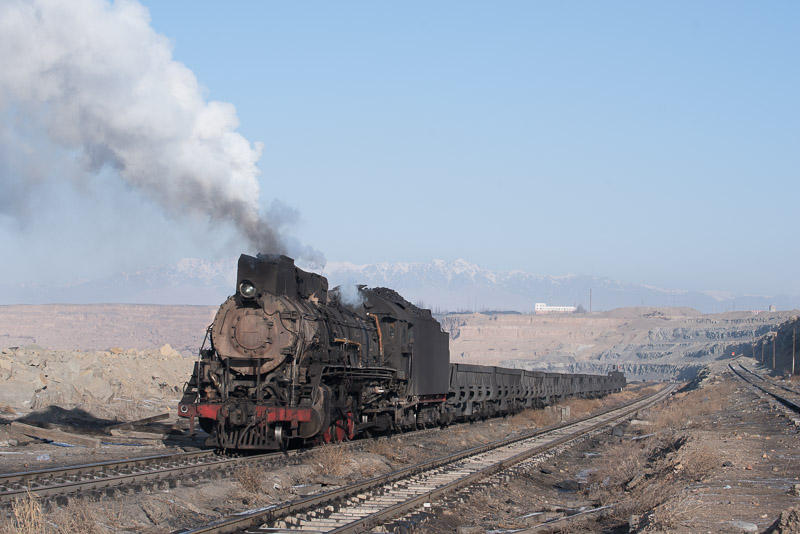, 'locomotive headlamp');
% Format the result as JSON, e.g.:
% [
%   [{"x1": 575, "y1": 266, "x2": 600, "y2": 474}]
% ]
[{"x1": 239, "y1": 280, "x2": 256, "y2": 298}]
